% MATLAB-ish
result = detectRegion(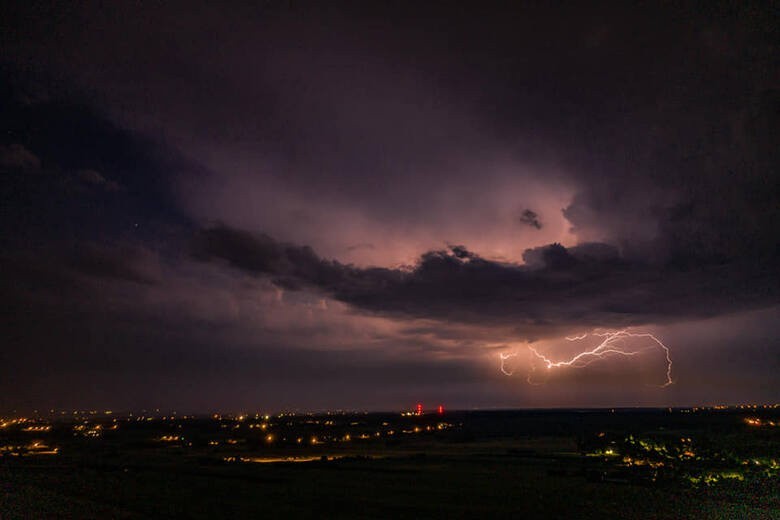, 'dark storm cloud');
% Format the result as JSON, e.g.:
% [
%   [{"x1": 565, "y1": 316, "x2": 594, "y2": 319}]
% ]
[
  {"x1": 192, "y1": 225, "x2": 778, "y2": 332},
  {"x1": 76, "y1": 169, "x2": 121, "y2": 192},
  {"x1": 518, "y1": 210, "x2": 542, "y2": 230},
  {"x1": 0, "y1": 143, "x2": 40, "y2": 170},
  {"x1": 4, "y1": 2, "x2": 776, "y2": 268},
  {"x1": 66, "y1": 242, "x2": 160, "y2": 285}
]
